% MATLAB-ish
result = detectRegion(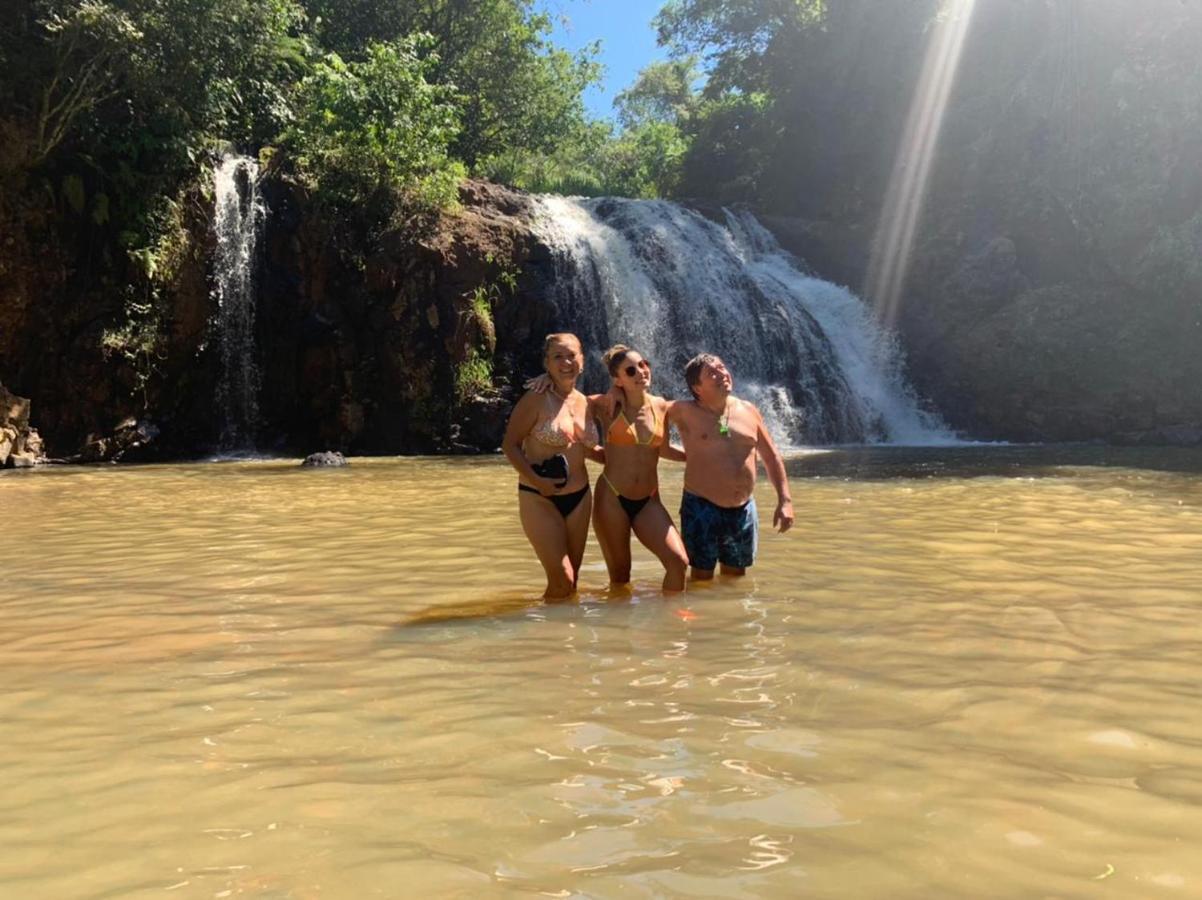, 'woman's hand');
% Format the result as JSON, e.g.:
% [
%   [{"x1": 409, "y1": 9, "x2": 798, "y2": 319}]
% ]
[
  {"x1": 531, "y1": 475, "x2": 562, "y2": 496},
  {"x1": 595, "y1": 383, "x2": 623, "y2": 418},
  {"x1": 524, "y1": 373, "x2": 552, "y2": 394}
]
